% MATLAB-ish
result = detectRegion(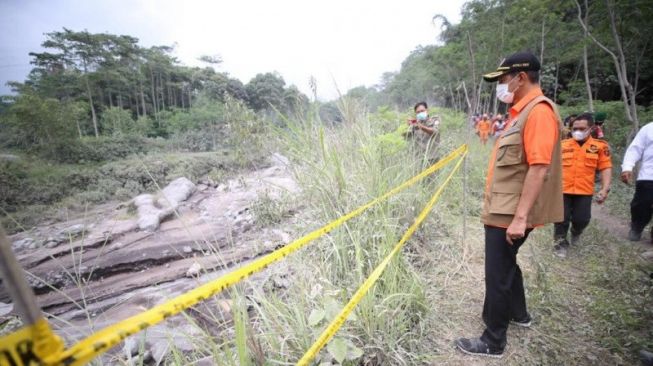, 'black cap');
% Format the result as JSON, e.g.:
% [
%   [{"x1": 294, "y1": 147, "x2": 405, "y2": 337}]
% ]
[{"x1": 482, "y1": 52, "x2": 541, "y2": 82}]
